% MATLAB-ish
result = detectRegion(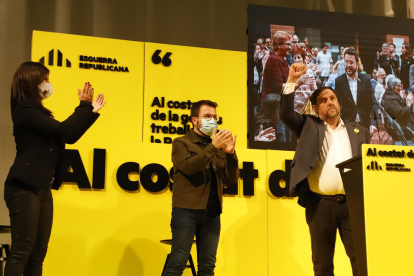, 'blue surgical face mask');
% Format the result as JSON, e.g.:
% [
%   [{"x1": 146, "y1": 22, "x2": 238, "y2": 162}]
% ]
[{"x1": 198, "y1": 118, "x2": 217, "y2": 136}]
